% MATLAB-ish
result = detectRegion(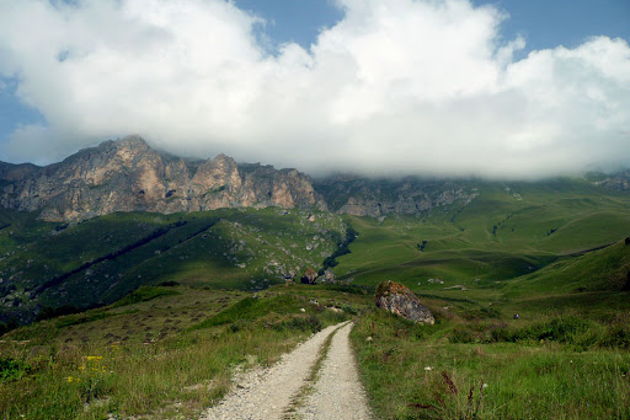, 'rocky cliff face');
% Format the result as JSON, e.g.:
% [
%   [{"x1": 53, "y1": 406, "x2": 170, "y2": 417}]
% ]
[
  {"x1": 313, "y1": 175, "x2": 478, "y2": 217},
  {"x1": 8, "y1": 136, "x2": 626, "y2": 222},
  {"x1": 594, "y1": 170, "x2": 630, "y2": 191},
  {"x1": 0, "y1": 136, "x2": 327, "y2": 221}
]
